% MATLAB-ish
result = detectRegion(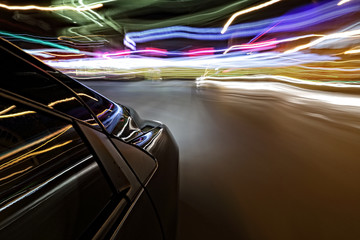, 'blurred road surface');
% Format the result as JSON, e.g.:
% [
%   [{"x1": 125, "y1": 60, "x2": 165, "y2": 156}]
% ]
[{"x1": 84, "y1": 80, "x2": 360, "y2": 240}]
